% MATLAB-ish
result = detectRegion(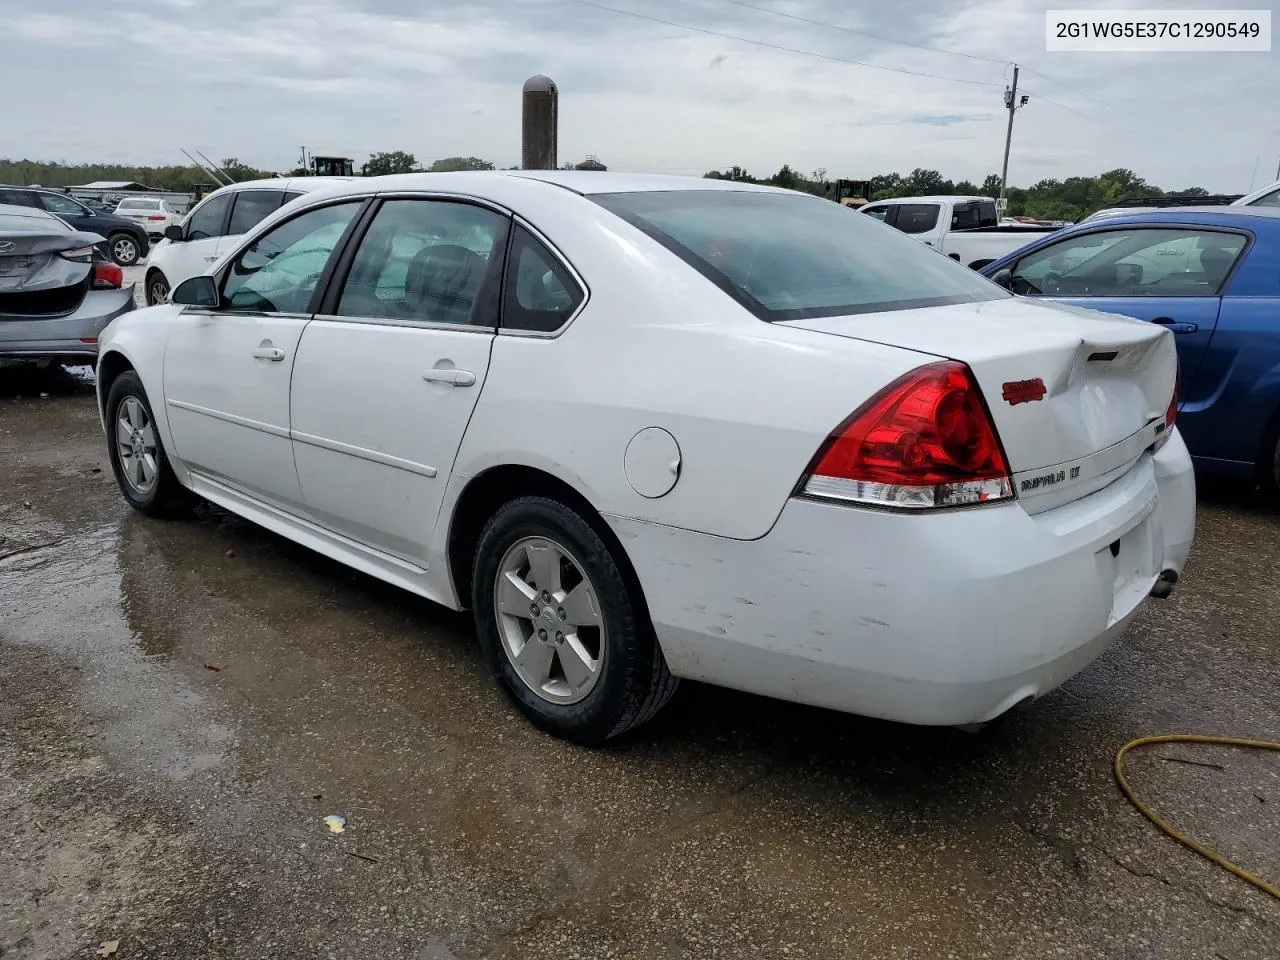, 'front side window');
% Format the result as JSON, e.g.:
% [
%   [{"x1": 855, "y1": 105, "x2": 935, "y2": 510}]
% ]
[
  {"x1": 227, "y1": 190, "x2": 285, "y2": 236},
  {"x1": 860, "y1": 205, "x2": 890, "y2": 222},
  {"x1": 185, "y1": 192, "x2": 233, "y2": 241},
  {"x1": 40, "y1": 193, "x2": 89, "y2": 215},
  {"x1": 222, "y1": 202, "x2": 361, "y2": 313},
  {"x1": 892, "y1": 203, "x2": 941, "y2": 235},
  {"x1": 502, "y1": 226, "x2": 584, "y2": 332},
  {"x1": 337, "y1": 199, "x2": 506, "y2": 325},
  {"x1": 593, "y1": 190, "x2": 1006, "y2": 321},
  {"x1": 1011, "y1": 228, "x2": 1247, "y2": 297}
]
